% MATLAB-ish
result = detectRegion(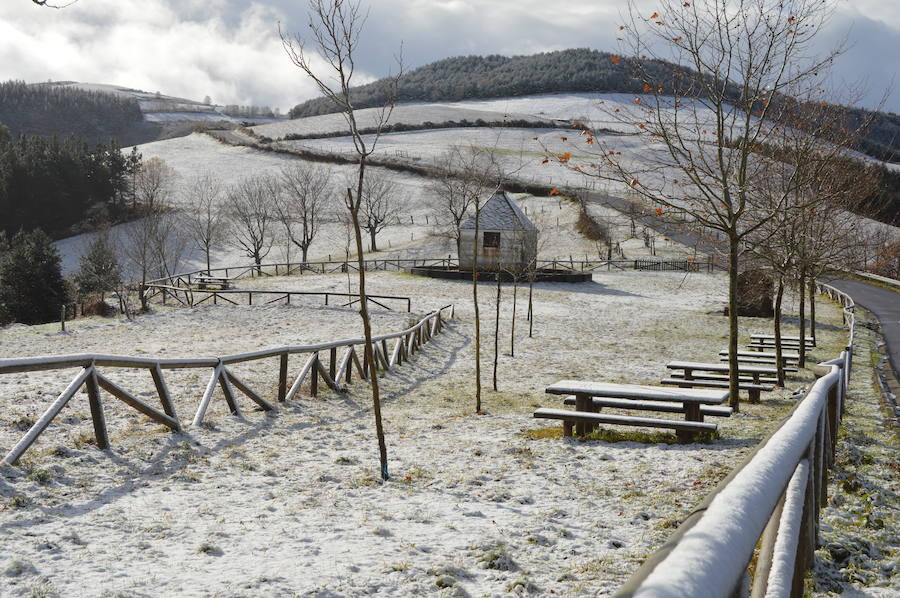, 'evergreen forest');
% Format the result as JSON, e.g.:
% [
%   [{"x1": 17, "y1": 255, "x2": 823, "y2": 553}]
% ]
[{"x1": 0, "y1": 125, "x2": 138, "y2": 238}]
